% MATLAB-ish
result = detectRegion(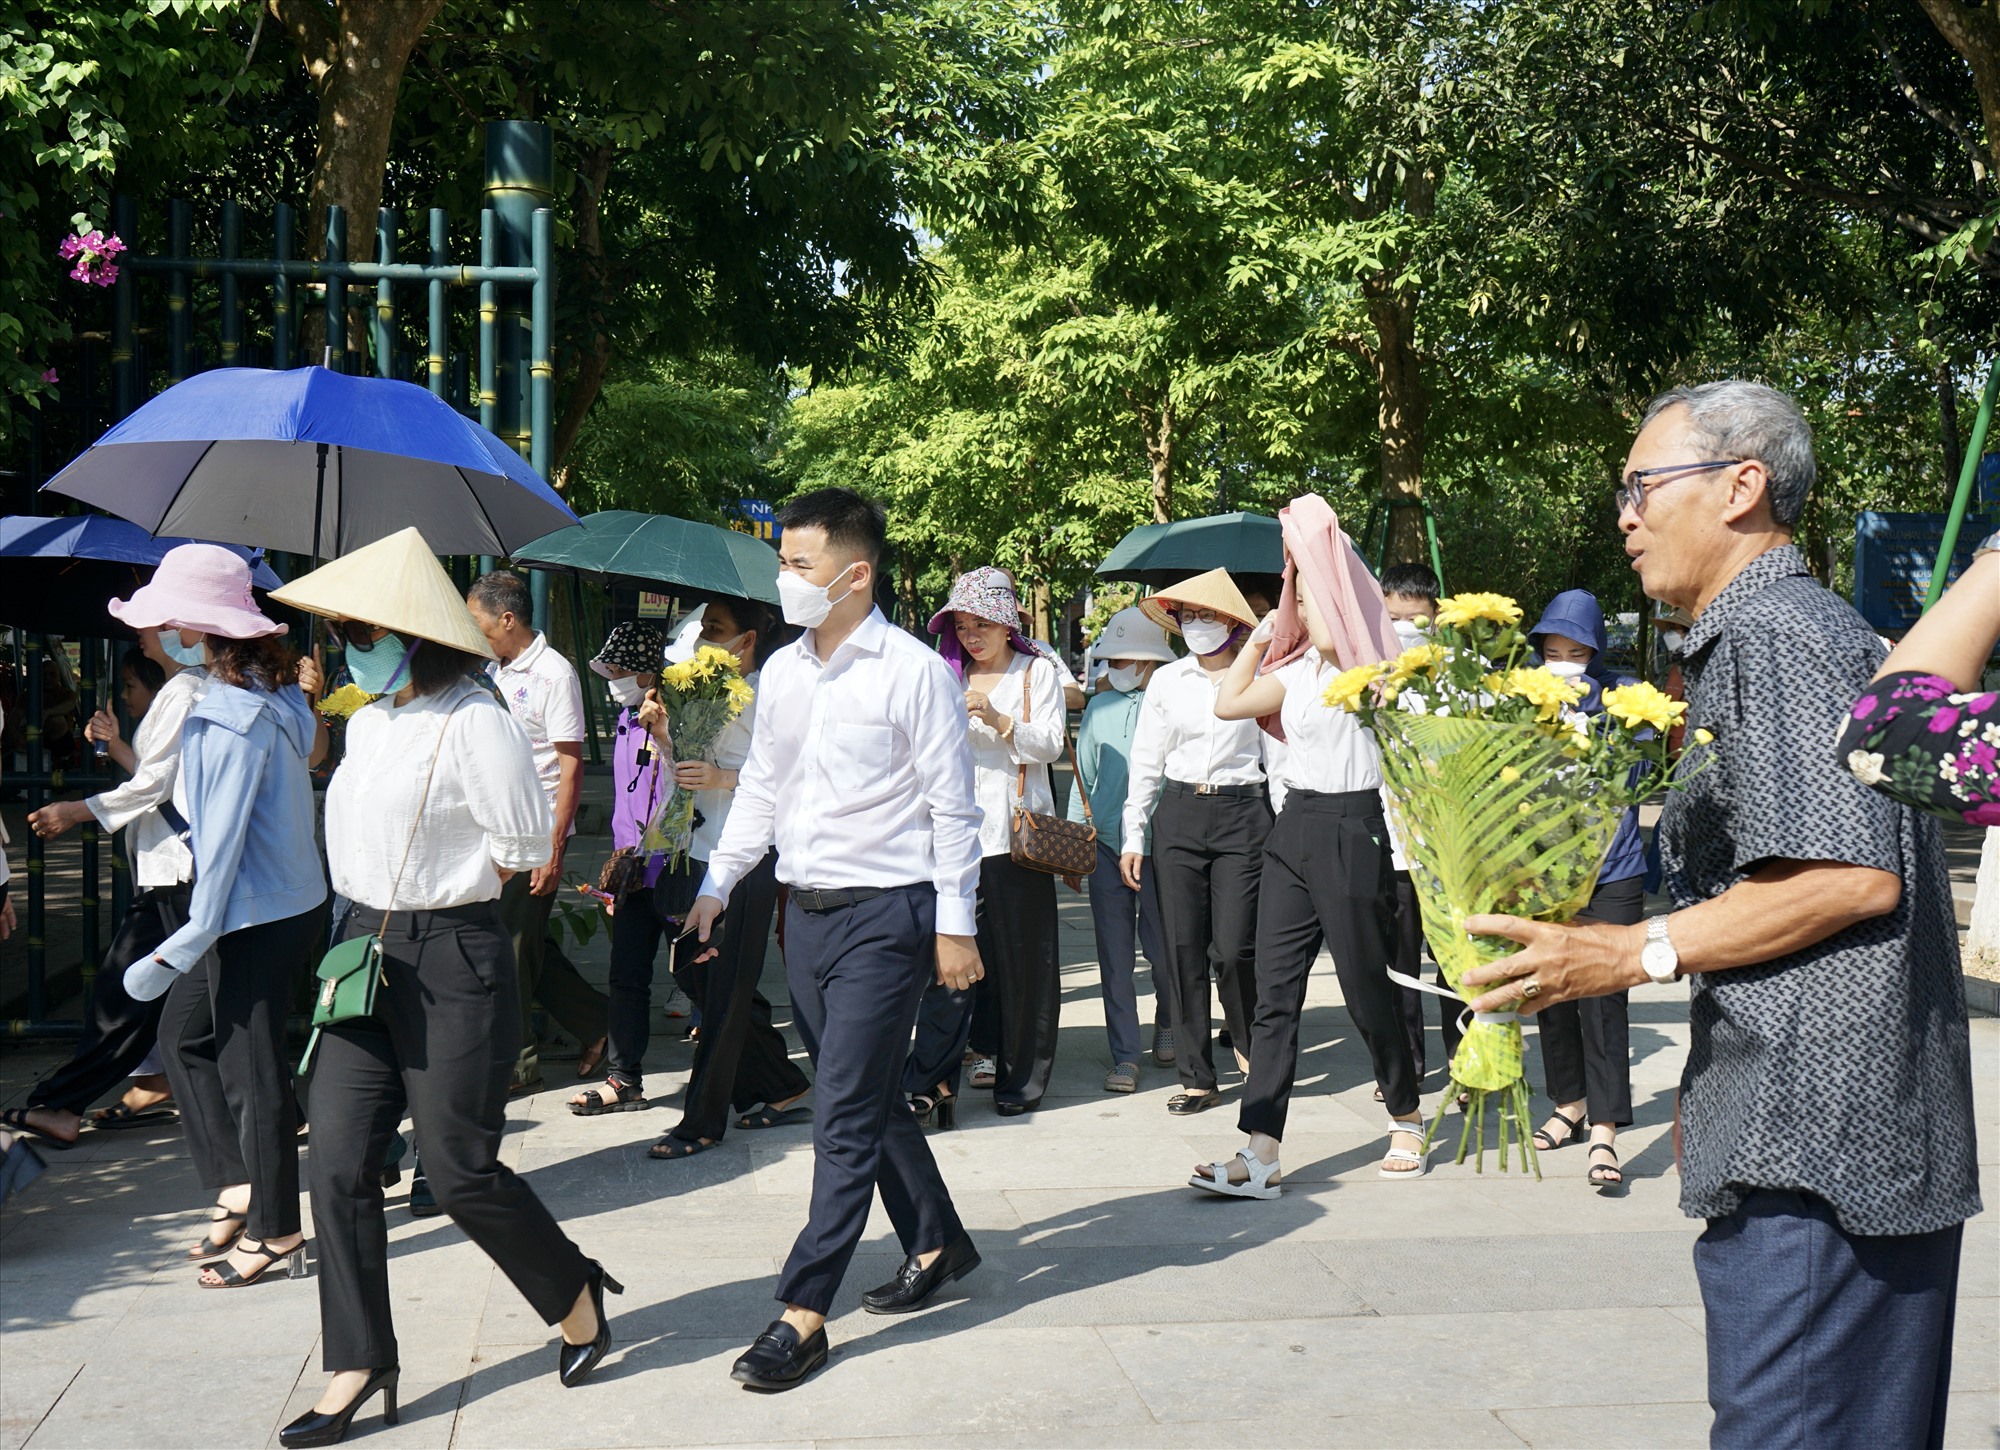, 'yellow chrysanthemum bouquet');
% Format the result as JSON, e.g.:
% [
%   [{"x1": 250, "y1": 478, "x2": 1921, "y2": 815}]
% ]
[
  {"x1": 1324, "y1": 593, "x2": 1699, "y2": 1173},
  {"x1": 640, "y1": 644, "x2": 754, "y2": 867}
]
